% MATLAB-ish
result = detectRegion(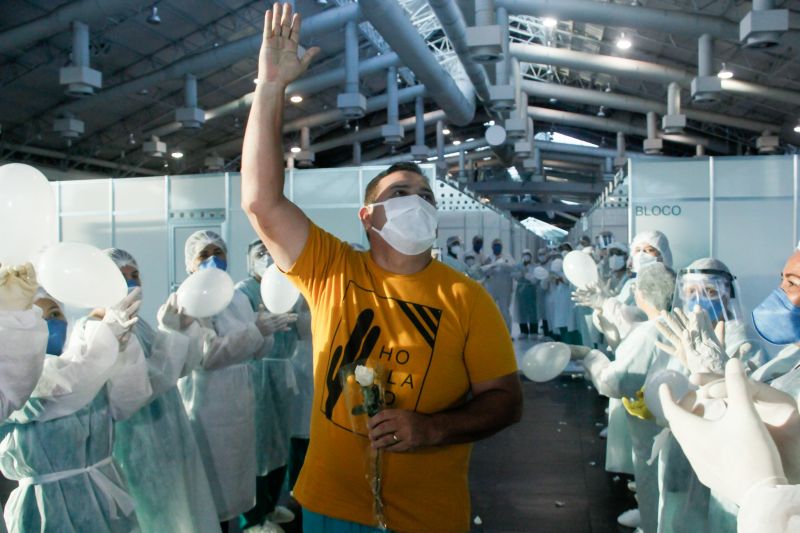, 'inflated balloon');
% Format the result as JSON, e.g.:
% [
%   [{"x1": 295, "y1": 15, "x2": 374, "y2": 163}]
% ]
[
  {"x1": 0, "y1": 163, "x2": 56, "y2": 265},
  {"x1": 37, "y1": 243, "x2": 127, "y2": 308},
  {"x1": 521, "y1": 342, "x2": 571, "y2": 382},
  {"x1": 261, "y1": 263, "x2": 300, "y2": 314},
  {"x1": 644, "y1": 369, "x2": 697, "y2": 423},
  {"x1": 563, "y1": 250, "x2": 599, "y2": 289},
  {"x1": 550, "y1": 258, "x2": 564, "y2": 274},
  {"x1": 533, "y1": 266, "x2": 550, "y2": 281},
  {"x1": 176, "y1": 268, "x2": 235, "y2": 318}
]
